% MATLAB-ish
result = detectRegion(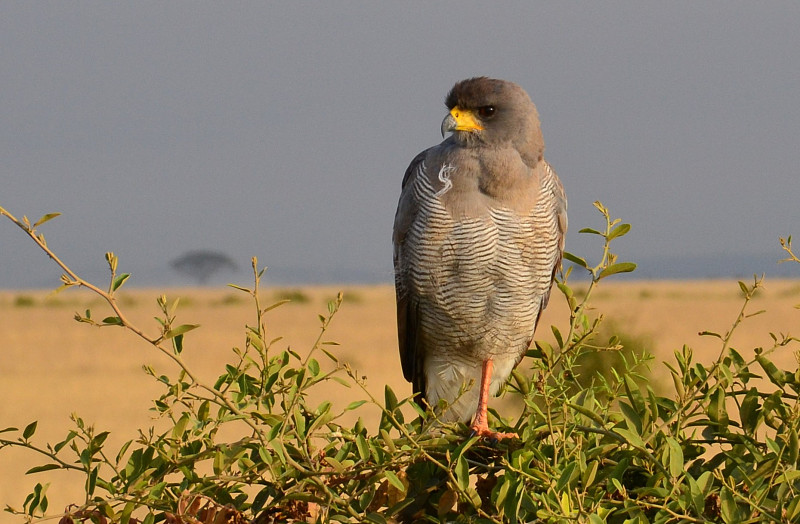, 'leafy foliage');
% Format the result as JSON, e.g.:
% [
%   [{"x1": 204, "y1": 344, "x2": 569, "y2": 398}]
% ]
[{"x1": 1, "y1": 202, "x2": 799, "y2": 523}]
